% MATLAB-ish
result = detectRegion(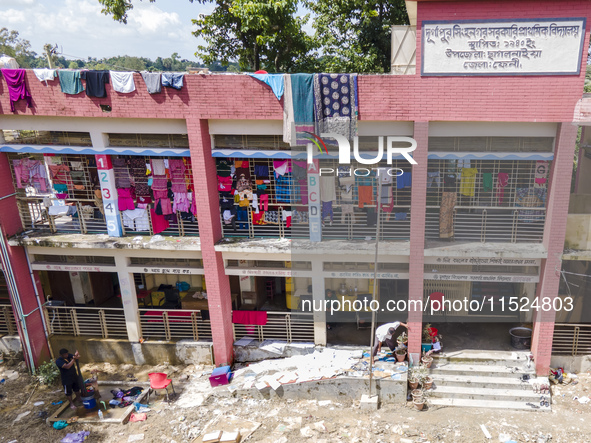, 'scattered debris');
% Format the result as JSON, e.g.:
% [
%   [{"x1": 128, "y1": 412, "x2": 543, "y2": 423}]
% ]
[{"x1": 480, "y1": 424, "x2": 492, "y2": 439}]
